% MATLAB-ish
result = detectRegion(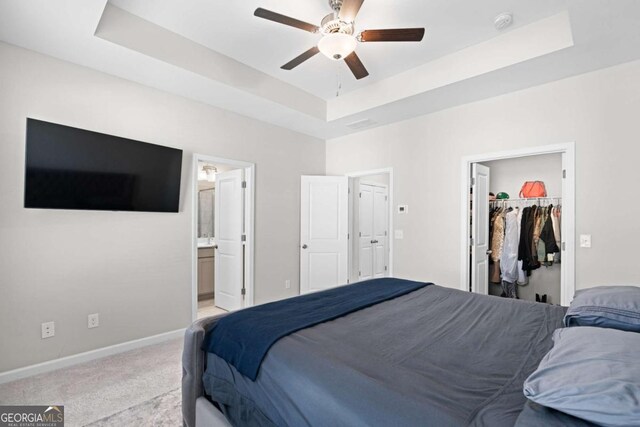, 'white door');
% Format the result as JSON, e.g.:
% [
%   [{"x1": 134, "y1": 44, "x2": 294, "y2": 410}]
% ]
[
  {"x1": 358, "y1": 183, "x2": 389, "y2": 280},
  {"x1": 358, "y1": 184, "x2": 375, "y2": 280},
  {"x1": 372, "y1": 185, "x2": 389, "y2": 278},
  {"x1": 300, "y1": 176, "x2": 349, "y2": 294},
  {"x1": 214, "y1": 169, "x2": 244, "y2": 311},
  {"x1": 471, "y1": 163, "x2": 490, "y2": 295}
]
